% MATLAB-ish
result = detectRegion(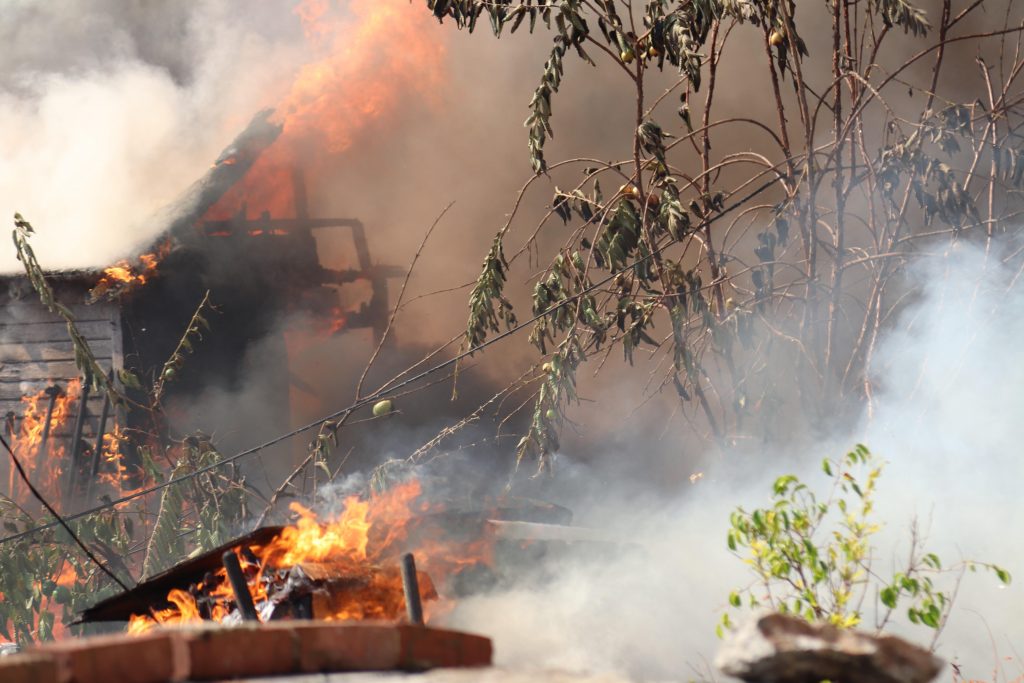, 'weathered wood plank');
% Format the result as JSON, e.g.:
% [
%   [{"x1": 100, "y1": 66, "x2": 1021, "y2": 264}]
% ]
[
  {"x1": 0, "y1": 394, "x2": 107, "y2": 409},
  {"x1": 0, "y1": 320, "x2": 116, "y2": 343},
  {"x1": 0, "y1": 360, "x2": 113, "y2": 382},
  {"x1": 0, "y1": 340, "x2": 114, "y2": 363},
  {"x1": 0, "y1": 300, "x2": 117, "y2": 326}
]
